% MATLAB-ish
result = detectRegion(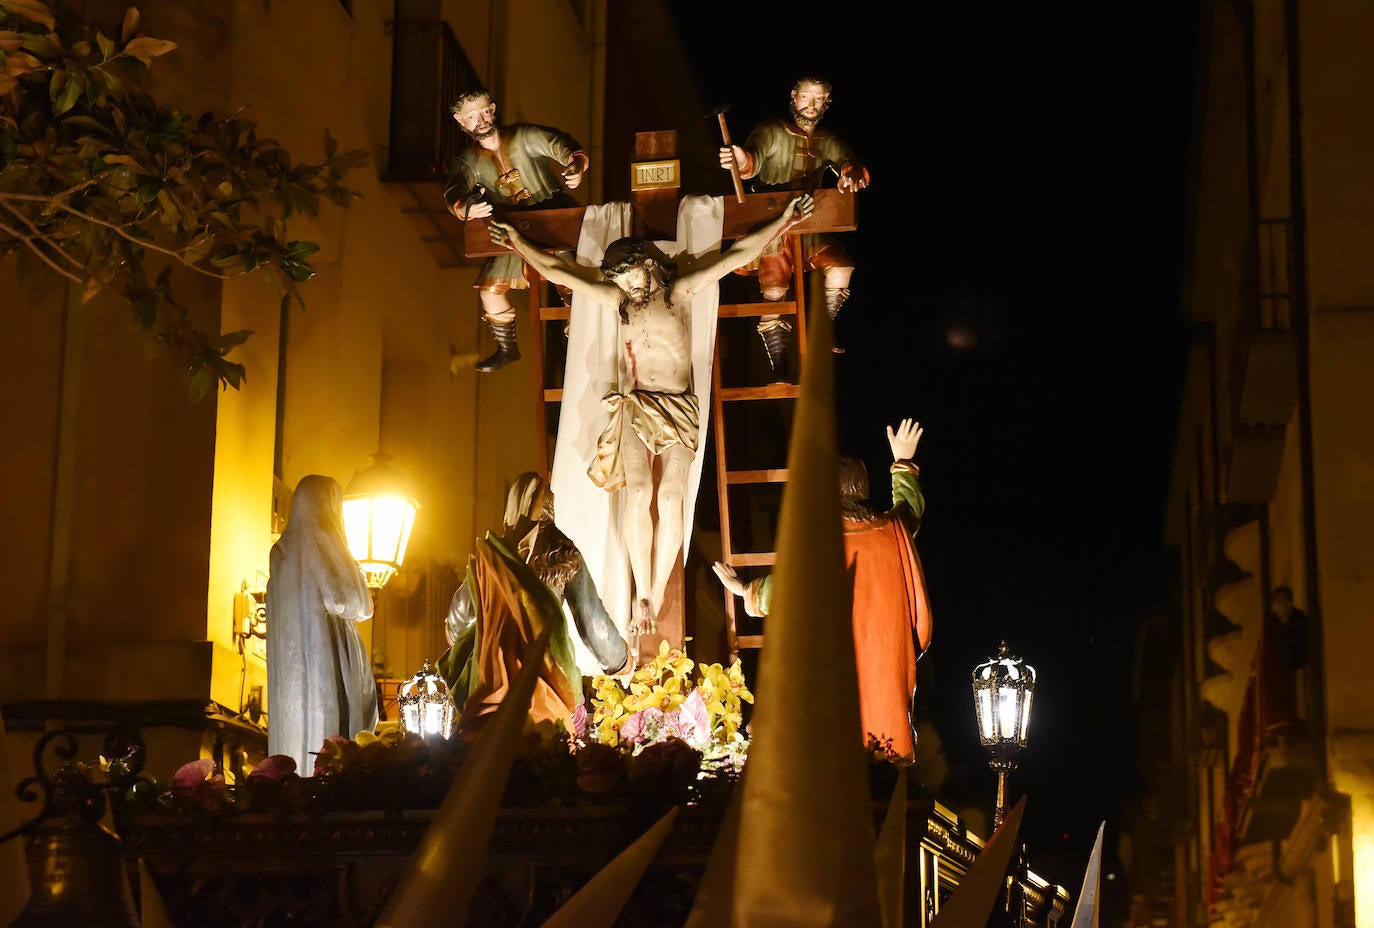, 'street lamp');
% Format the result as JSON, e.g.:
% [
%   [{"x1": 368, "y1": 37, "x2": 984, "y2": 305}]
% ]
[
  {"x1": 341, "y1": 453, "x2": 419, "y2": 590},
  {"x1": 972, "y1": 641, "x2": 1036, "y2": 831}
]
